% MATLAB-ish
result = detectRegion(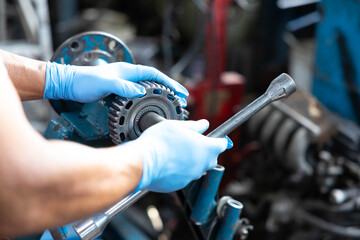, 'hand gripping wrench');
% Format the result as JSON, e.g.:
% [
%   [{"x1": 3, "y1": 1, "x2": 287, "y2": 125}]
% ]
[{"x1": 73, "y1": 73, "x2": 296, "y2": 240}]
